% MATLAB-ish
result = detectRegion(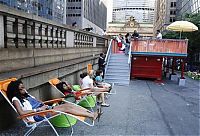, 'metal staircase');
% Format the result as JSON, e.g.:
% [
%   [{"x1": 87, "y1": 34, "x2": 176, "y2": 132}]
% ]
[{"x1": 104, "y1": 40, "x2": 131, "y2": 86}]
